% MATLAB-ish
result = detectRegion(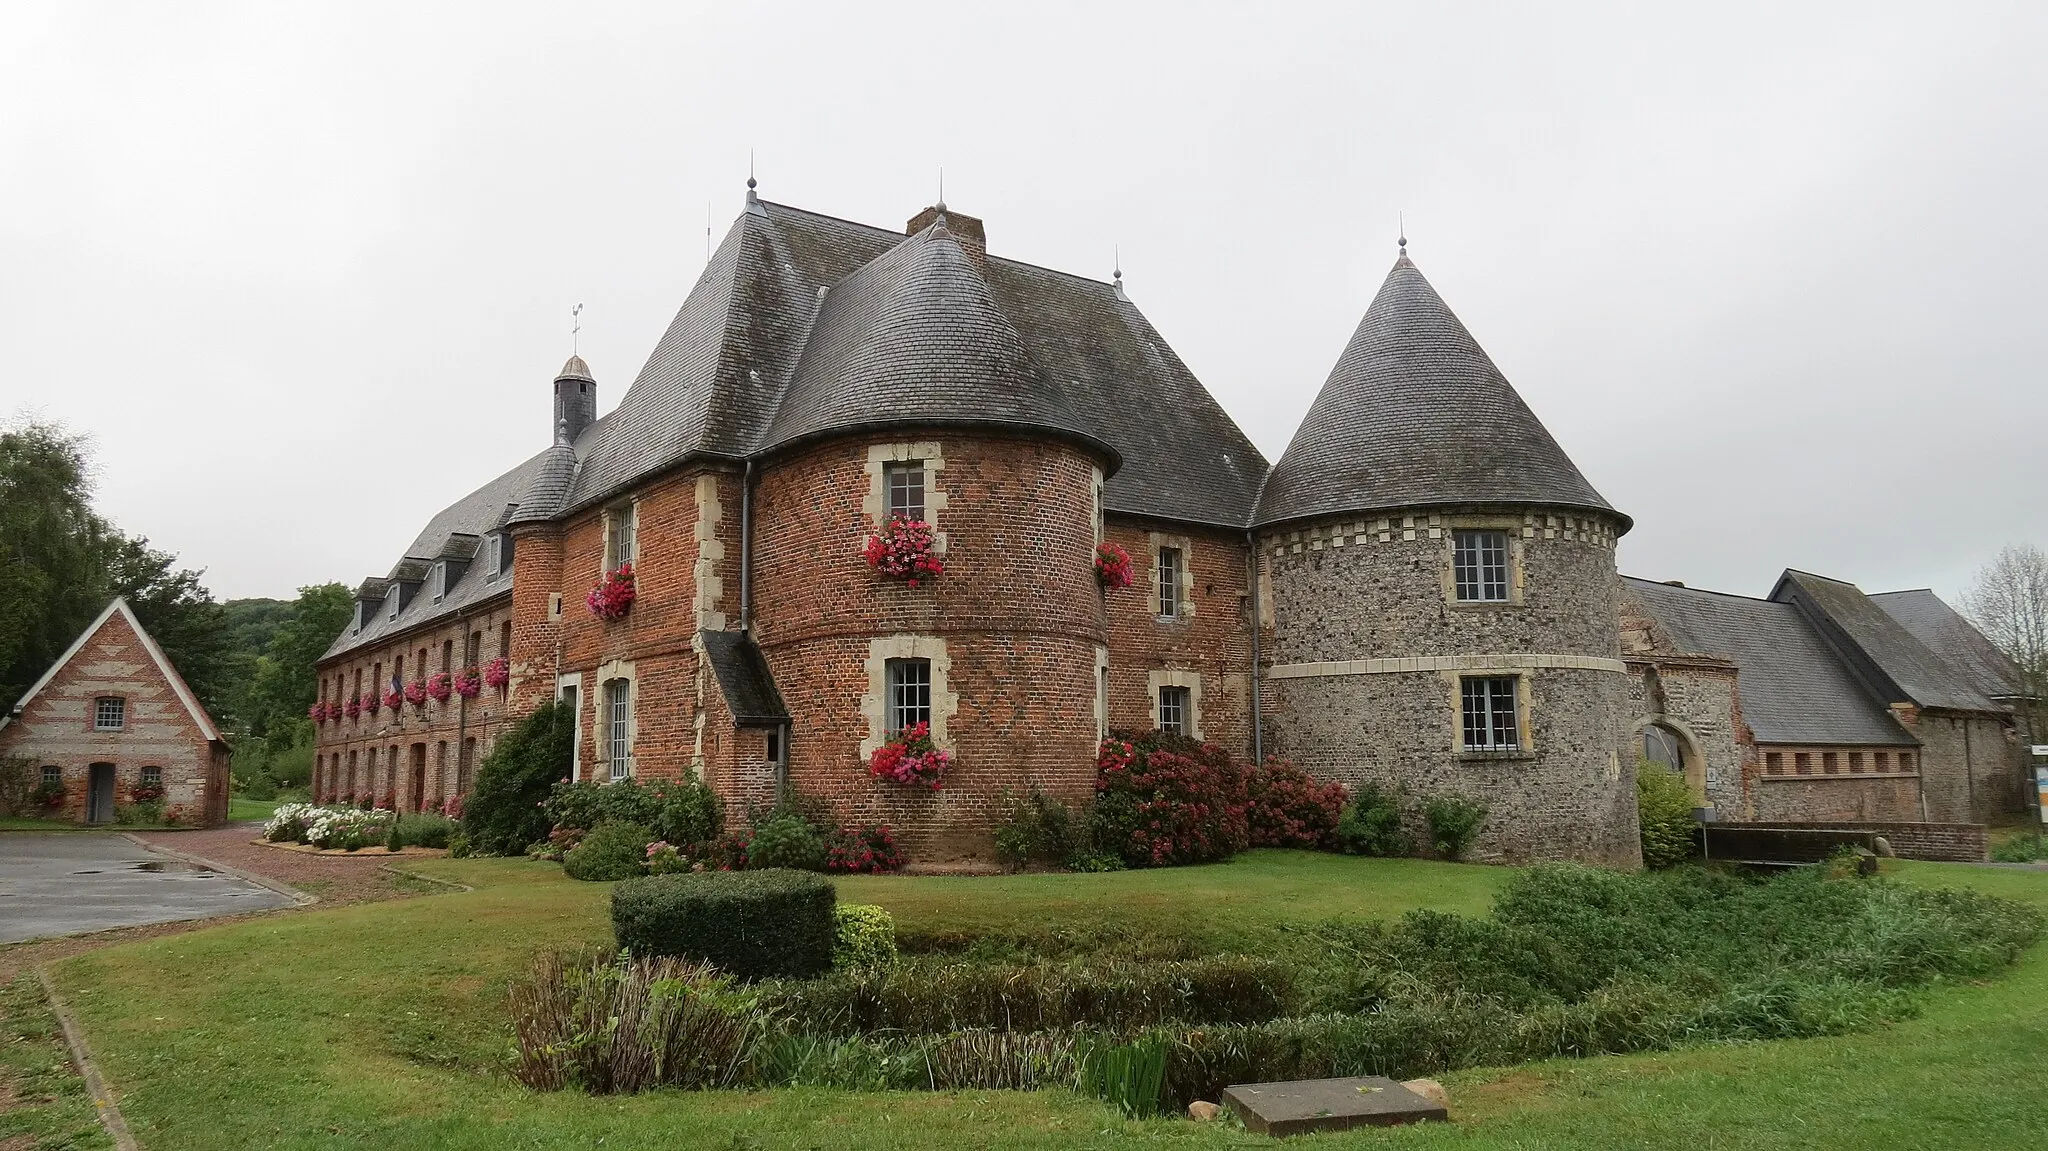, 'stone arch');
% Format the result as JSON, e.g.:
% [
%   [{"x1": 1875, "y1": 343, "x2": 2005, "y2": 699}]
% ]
[{"x1": 1632, "y1": 714, "x2": 1708, "y2": 808}]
